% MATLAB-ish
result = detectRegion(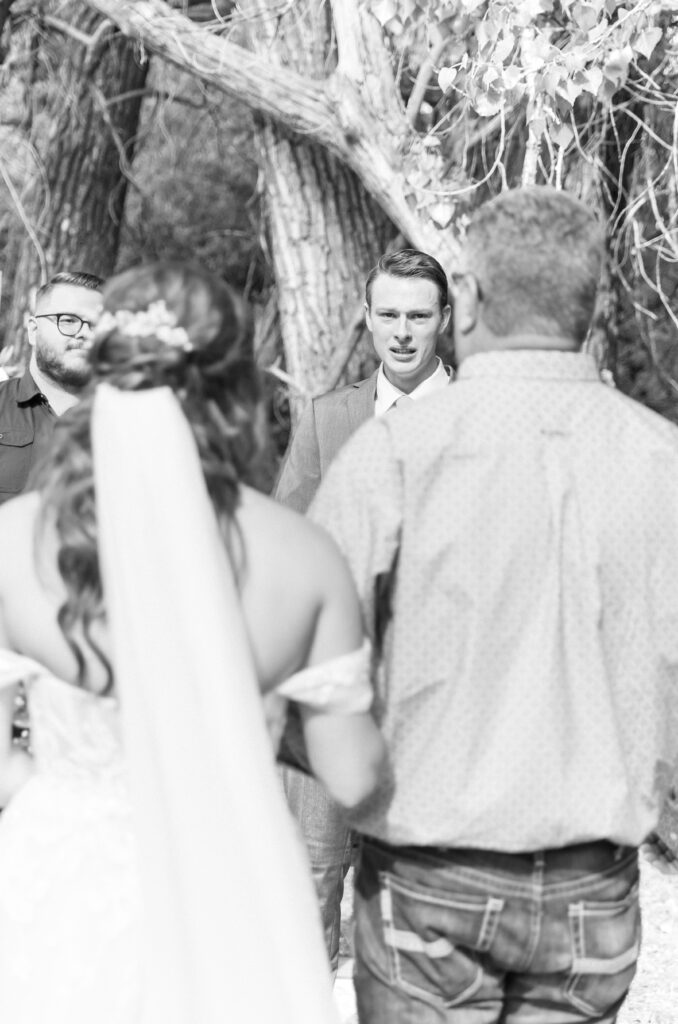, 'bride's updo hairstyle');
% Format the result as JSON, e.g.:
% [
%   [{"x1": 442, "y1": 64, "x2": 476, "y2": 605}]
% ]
[
  {"x1": 92, "y1": 261, "x2": 266, "y2": 505},
  {"x1": 36, "y1": 261, "x2": 268, "y2": 692}
]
